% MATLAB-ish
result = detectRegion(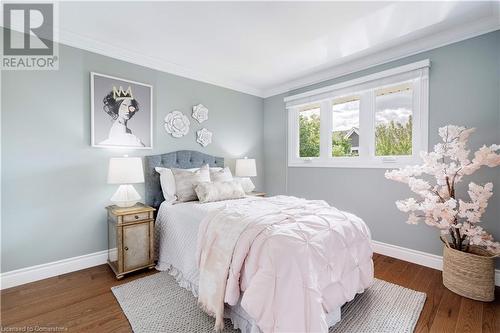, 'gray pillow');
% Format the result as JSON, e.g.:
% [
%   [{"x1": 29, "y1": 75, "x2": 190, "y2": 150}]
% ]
[
  {"x1": 171, "y1": 164, "x2": 211, "y2": 202},
  {"x1": 194, "y1": 181, "x2": 245, "y2": 203}
]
